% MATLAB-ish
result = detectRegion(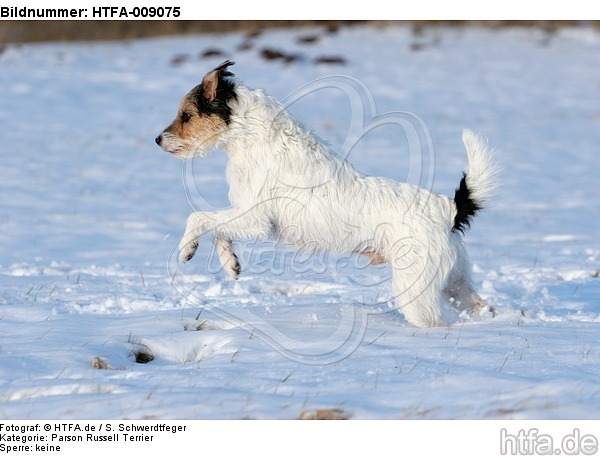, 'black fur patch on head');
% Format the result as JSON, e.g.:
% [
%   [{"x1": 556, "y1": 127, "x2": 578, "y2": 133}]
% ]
[
  {"x1": 192, "y1": 61, "x2": 237, "y2": 125},
  {"x1": 453, "y1": 173, "x2": 482, "y2": 234}
]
